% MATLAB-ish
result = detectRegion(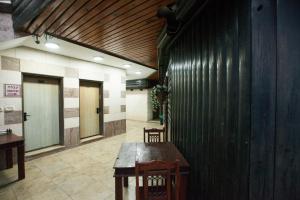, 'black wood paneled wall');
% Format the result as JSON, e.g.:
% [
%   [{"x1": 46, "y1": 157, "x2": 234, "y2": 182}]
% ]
[
  {"x1": 275, "y1": 0, "x2": 300, "y2": 199},
  {"x1": 166, "y1": 0, "x2": 300, "y2": 199},
  {"x1": 168, "y1": 0, "x2": 251, "y2": 199}
]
